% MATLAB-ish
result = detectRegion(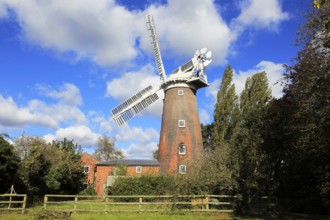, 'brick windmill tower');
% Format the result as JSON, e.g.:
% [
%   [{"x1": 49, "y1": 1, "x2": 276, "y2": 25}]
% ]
[{"x1": 111, "y1": 15, "x2": 212, "y2": 174}]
